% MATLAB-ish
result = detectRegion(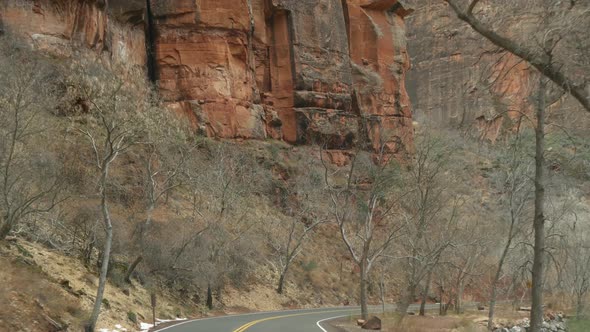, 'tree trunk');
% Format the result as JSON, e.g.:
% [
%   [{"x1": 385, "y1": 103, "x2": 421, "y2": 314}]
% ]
[
  {"x1": 488, "y1": 240, "x2": 512, "y2": 330},
  {"x1": 397, "y1": 282, "x2": 416, "y2": 317},
  {"x1": 456, "y1": 279, "x2": 465, "y2": 314},
  {"x1": 419, "y1": 293, "x2": 428, "y2": 316},
  {"x1": 206, "y1": 282, "x2": 213, "y2": 310},
  {"x1": 86, "y1": 216, "x2": 113, "y2": 331},
  {"x1": 86, "y1": 166, "x2": 114, "y2": 332},
  {"x1": 530, "y1": 78, "x2": 547, "y2": 332},
  {"x1": 439, "y1": 281, "x2": 445, "y2": 316},
  {"x1": 125, "y1": 256, "x2": 143, "y2": 283},
  {"x1": 488, "y1": 284, "x2": 499, "y2": 331},
  {"x1": 576, "y1": 293, "x2": 583, "y2": 319},
  {"x1": 379, "y1": 270, "x2": 386, "y2": 314},
  {"x1": 420, "y1": 271, "x2": 433, "y2": 316},
  {"x1": 0, "y1": 216, "x2": 12, "y2": 240},
  {"x1": 277, "y1": 265, "x2": 289, "y2": 294},
  {"x1": 360, "y1": 261, "x2": 369, "y2": 320}
]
